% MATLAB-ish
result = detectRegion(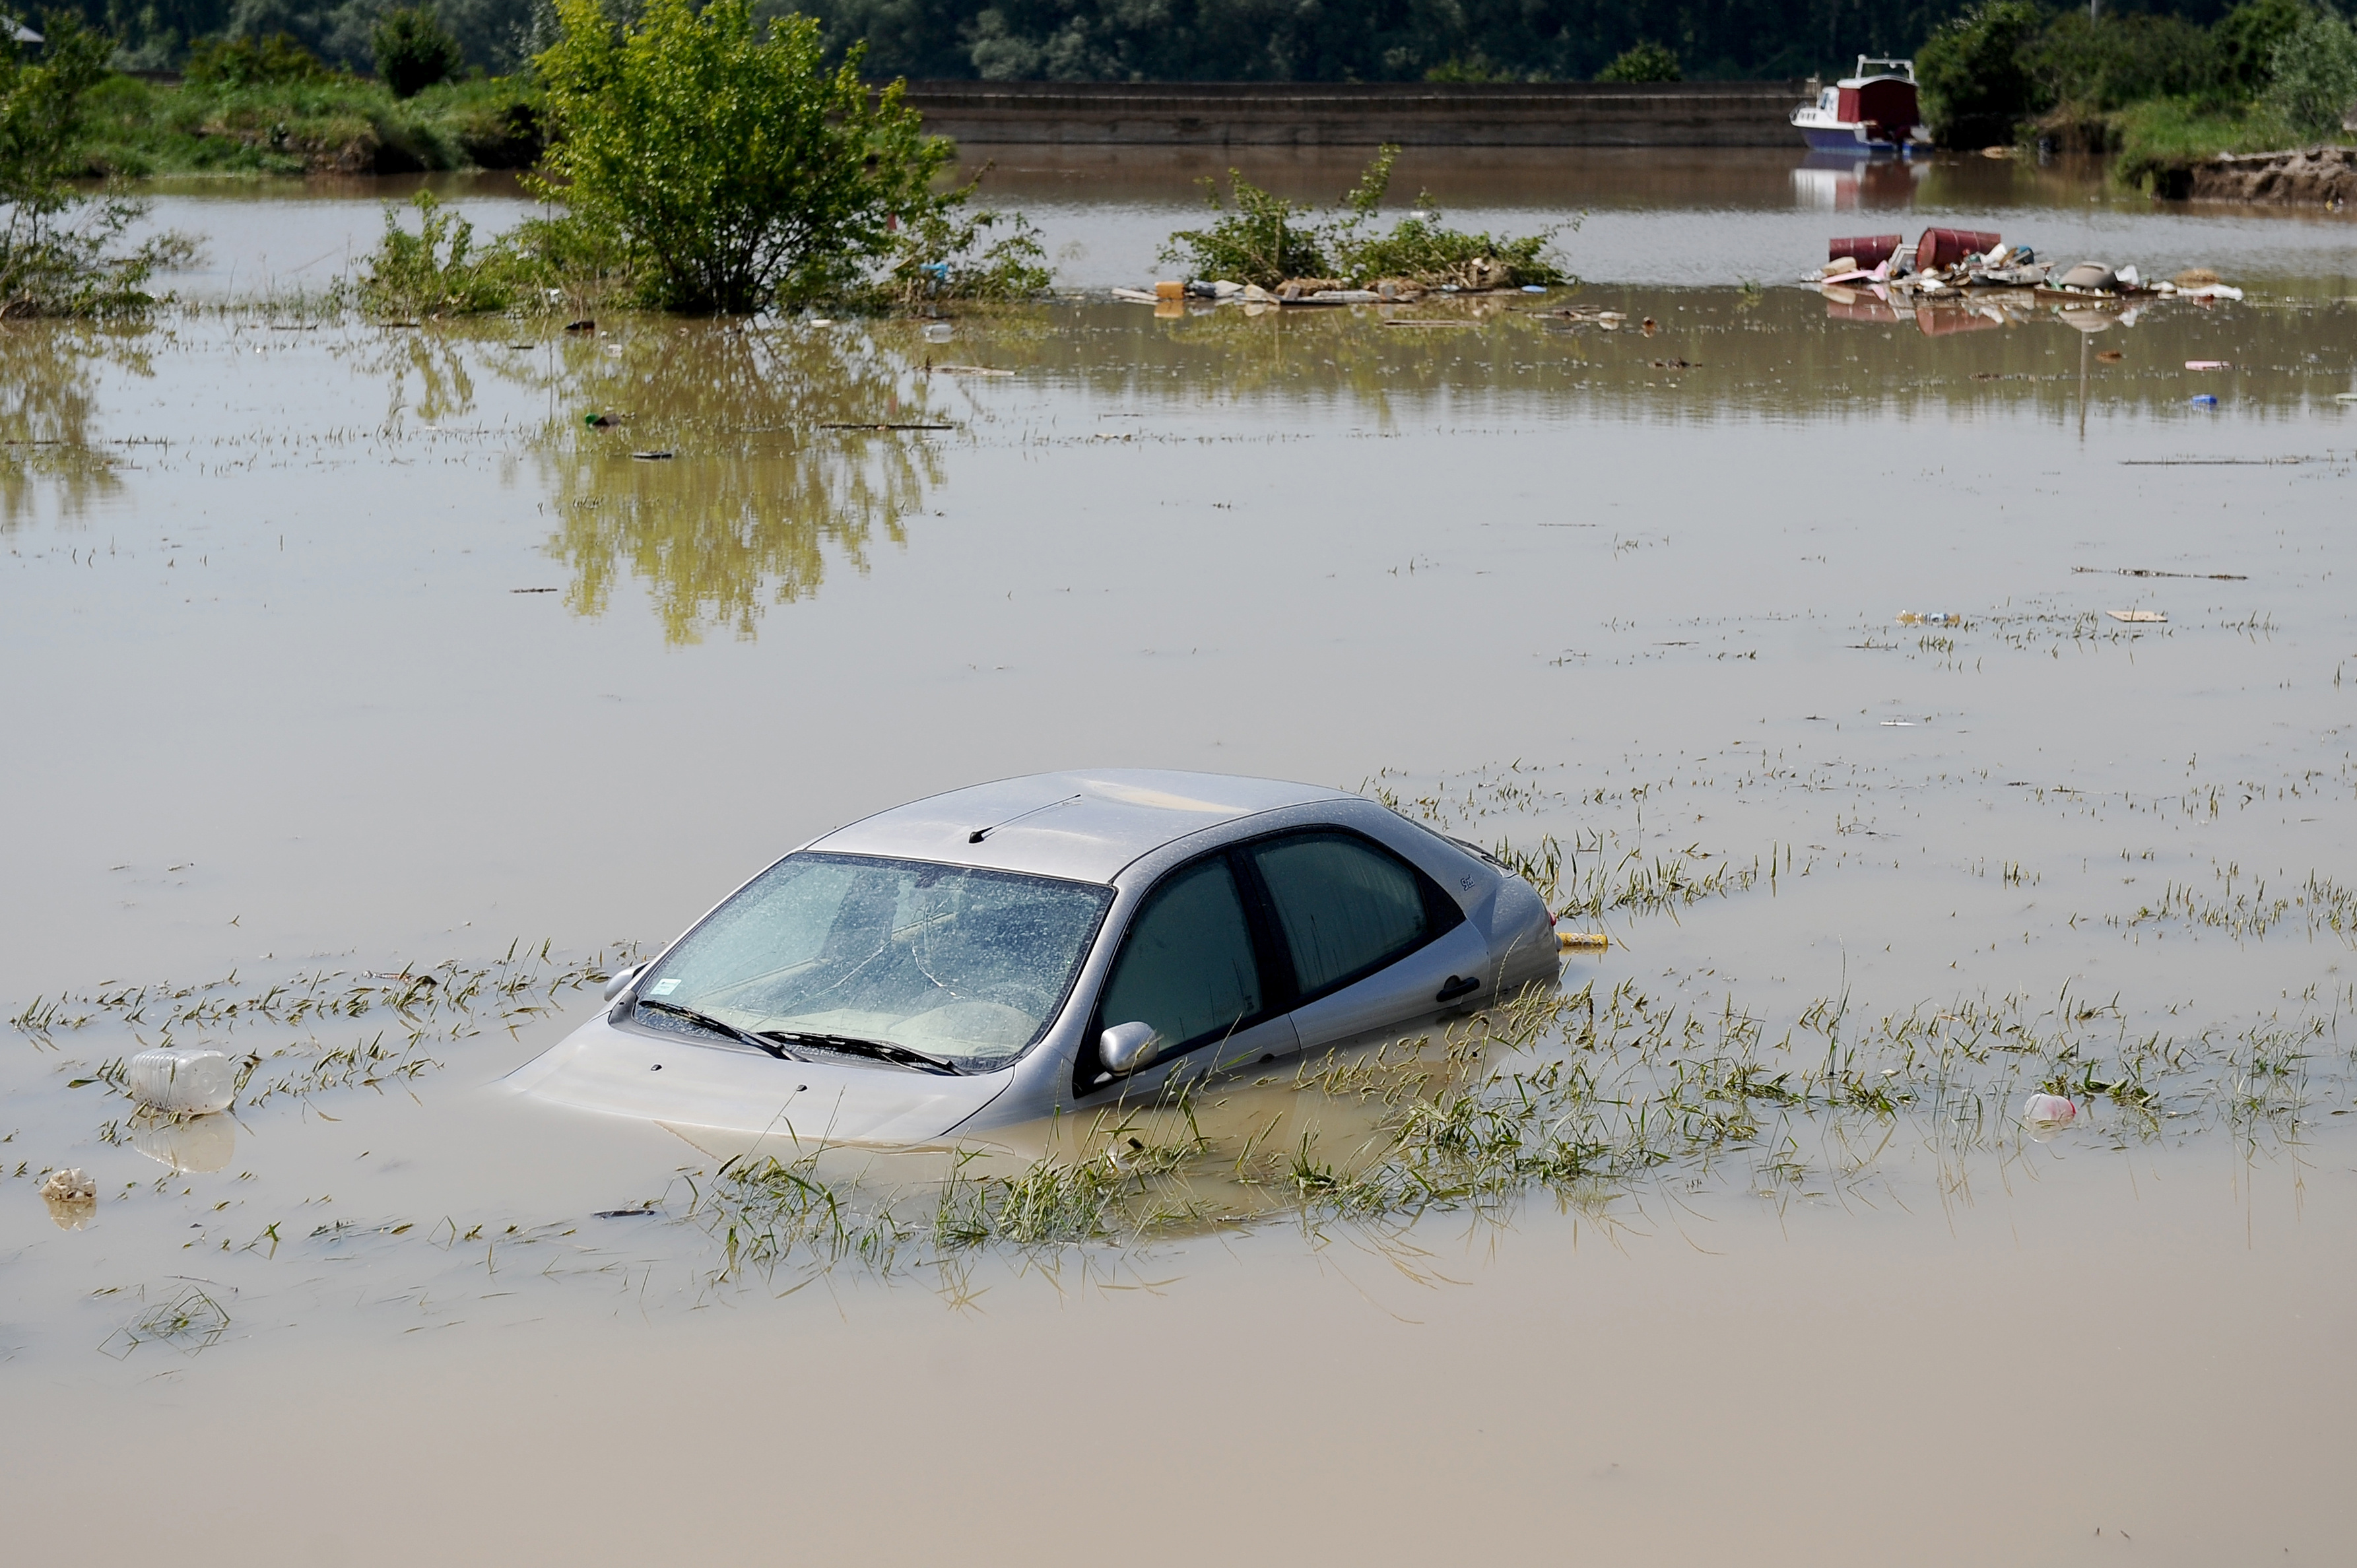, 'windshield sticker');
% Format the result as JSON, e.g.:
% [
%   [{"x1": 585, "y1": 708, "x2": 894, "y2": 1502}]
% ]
[{"x1": 647, "y1": 978, "x2": 681, "y2": 996}]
